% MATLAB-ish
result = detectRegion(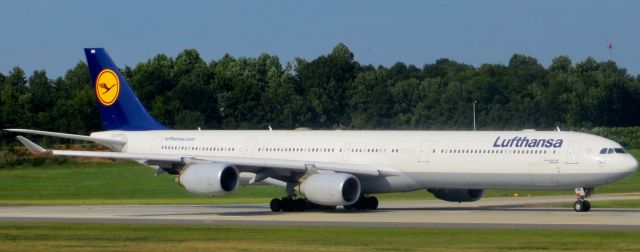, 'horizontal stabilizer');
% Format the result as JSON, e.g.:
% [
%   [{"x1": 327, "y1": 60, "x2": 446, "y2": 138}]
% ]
[
  {"x1": 5, "y1": 129, "x2": 126, "y2": 146},
  {"x1": 16, "y1": 136, "x2": 47, "y2": 153}
]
